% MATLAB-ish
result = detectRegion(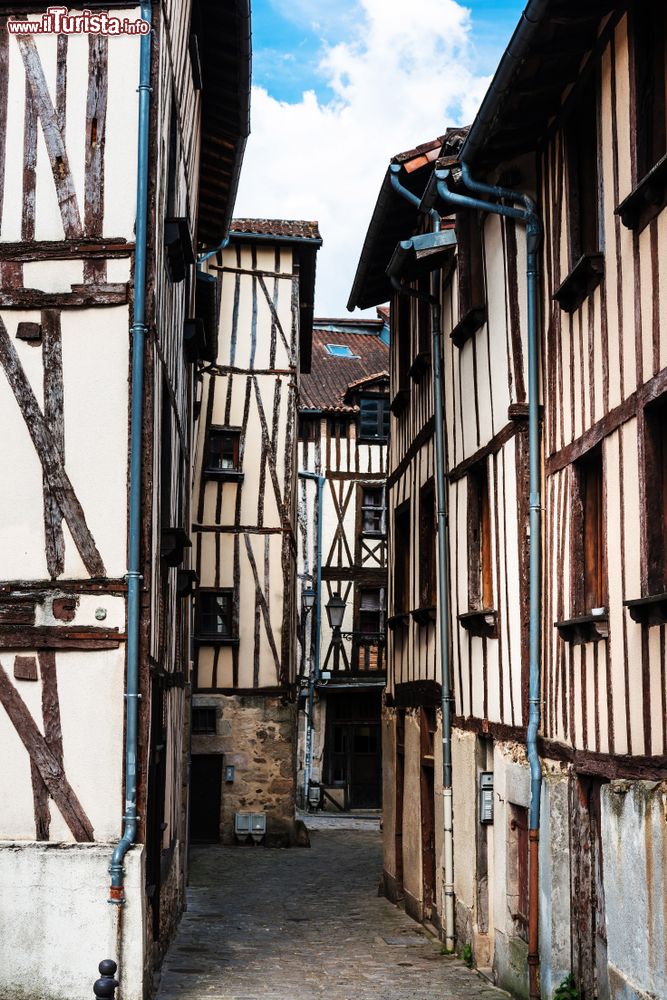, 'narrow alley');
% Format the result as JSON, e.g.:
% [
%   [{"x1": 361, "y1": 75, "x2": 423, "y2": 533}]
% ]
[{"x1": 155, "y1": 828, "x2": 508, "y2": 1000}]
